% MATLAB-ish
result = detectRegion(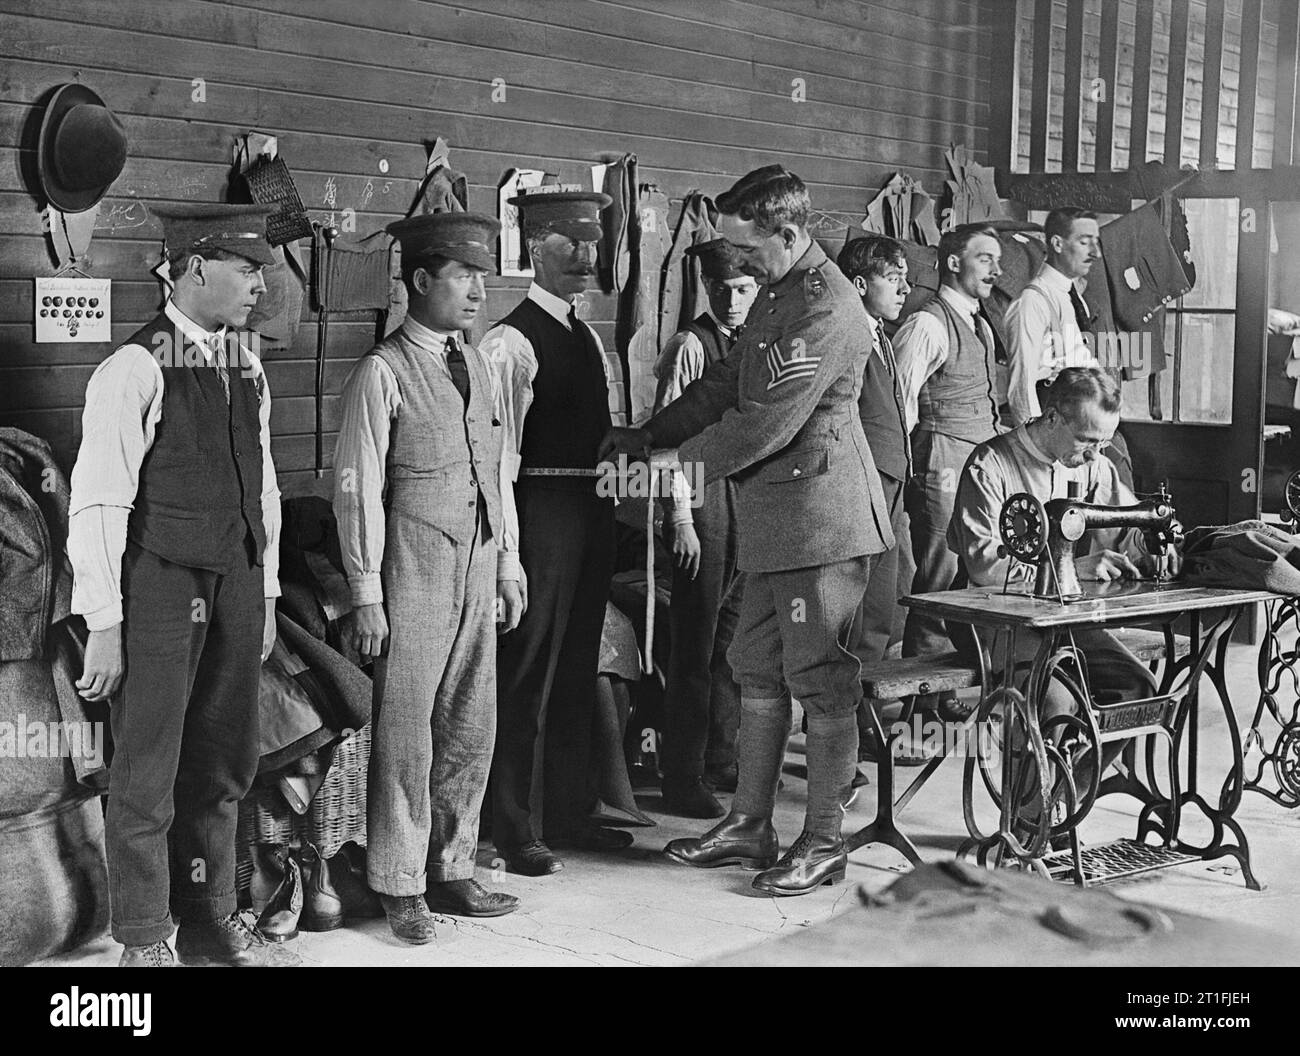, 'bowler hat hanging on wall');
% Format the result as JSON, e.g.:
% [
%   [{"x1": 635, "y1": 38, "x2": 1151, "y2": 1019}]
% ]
[
  {"x1": 244, "y1": 154, "x2": 314, "y2": 246},
  {"x1": 37, "y1": 84, "x2": 128, "y2": 213}
]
